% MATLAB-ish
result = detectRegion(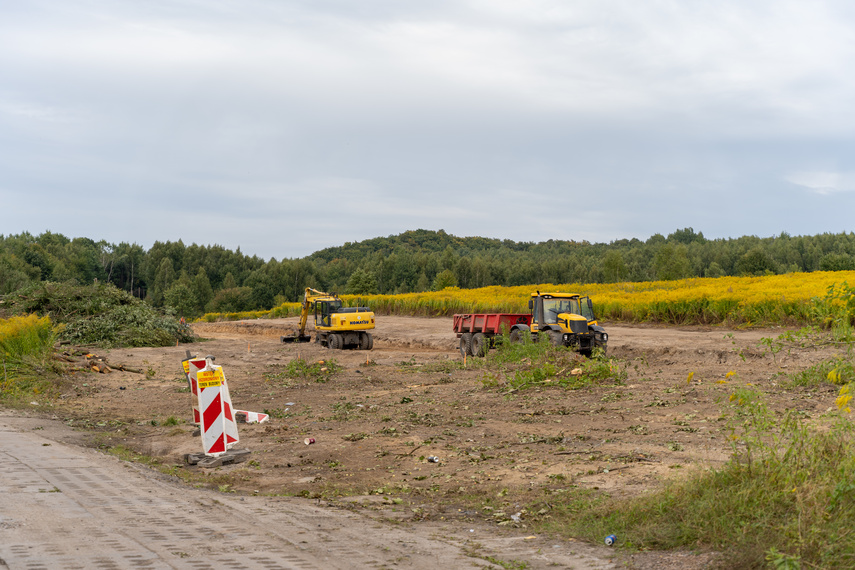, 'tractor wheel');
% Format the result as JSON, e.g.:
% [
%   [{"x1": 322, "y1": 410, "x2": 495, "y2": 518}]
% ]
[
  {"x1": 509, "y1": 329, "x2": 523, "y2": 344},
  {"x1": 472, "y1": 333, "x2": 489, "y2": 357},
  {"x1": 459, "y1": 333, "x2": 473, "y2": 357},
  {"x1": 329, "y1": 333, "x2": 342, "y2": 350},
  {"x1": 359, "y1": 332, "x2": 374, "y2": 350},
  {"x1": 548, "y1": 330, "x2": 563, "y2": 347}
]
